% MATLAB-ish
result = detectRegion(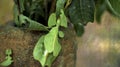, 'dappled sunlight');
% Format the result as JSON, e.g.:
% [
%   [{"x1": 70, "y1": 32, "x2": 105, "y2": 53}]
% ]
[
  {"x1": 77, "y1": 12, "x2": 120, "y2": 67},
  {"x1": 93, "y1": 39, "x2": 110, "y2": 53},
  {"x1": 114, "y1": 43, "x2": 120, "y2": 53}
]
